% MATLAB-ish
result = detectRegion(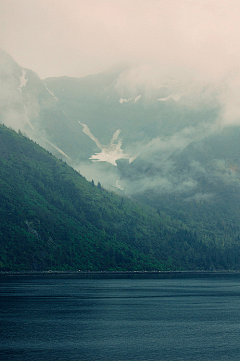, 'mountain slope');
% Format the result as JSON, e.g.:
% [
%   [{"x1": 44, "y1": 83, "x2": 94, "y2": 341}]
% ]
[
  {"x1": 1, "y1": 125, "x2": 240, "y2": 271},
  {"x1": 1, "y1": 51, "x2": 240, "y2": 268},
  {"x1": 44, "y1": 66, "x2": 240, "y2": 250},
  {"x1": 0, "y1": 124, "x2": 188, "y2": 271},
  {"x1": 0, "y1": 49, "x2": 75, "y2": 161}
]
